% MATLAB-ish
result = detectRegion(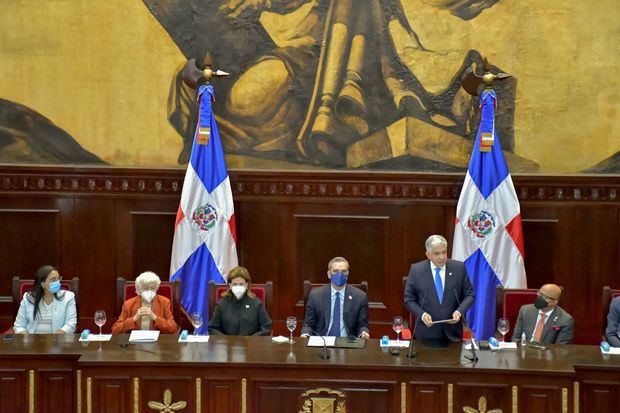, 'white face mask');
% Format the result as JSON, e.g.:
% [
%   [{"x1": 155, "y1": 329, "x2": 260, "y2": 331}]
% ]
[
  {"x1": 141, "y1": 290, "x2": 156, "y2": 302},
  {"x1": 231, "y1": 285, "x2": 247, "y2": 299}
]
